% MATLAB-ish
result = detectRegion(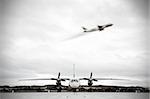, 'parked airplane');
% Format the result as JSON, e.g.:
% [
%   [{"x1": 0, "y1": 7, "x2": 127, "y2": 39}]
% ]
[
  {"x1": 82, "y1": 24, "x2": 113, "y2": 32},
  {"x1": 21, "y1": 72, "x2": 124, "y2": 92},
  {"x1": 21, "y1": 65, "x2": 127, "y2": 91}
]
